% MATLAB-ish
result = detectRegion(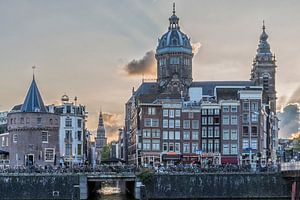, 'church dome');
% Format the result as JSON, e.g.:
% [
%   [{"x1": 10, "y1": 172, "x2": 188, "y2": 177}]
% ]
[
  {"x1": 61, "y1": 94, "x2": 69, "y2": 102},
  {"x1": 156, "y1": 4, "x2": 192, "y2": 55}
]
